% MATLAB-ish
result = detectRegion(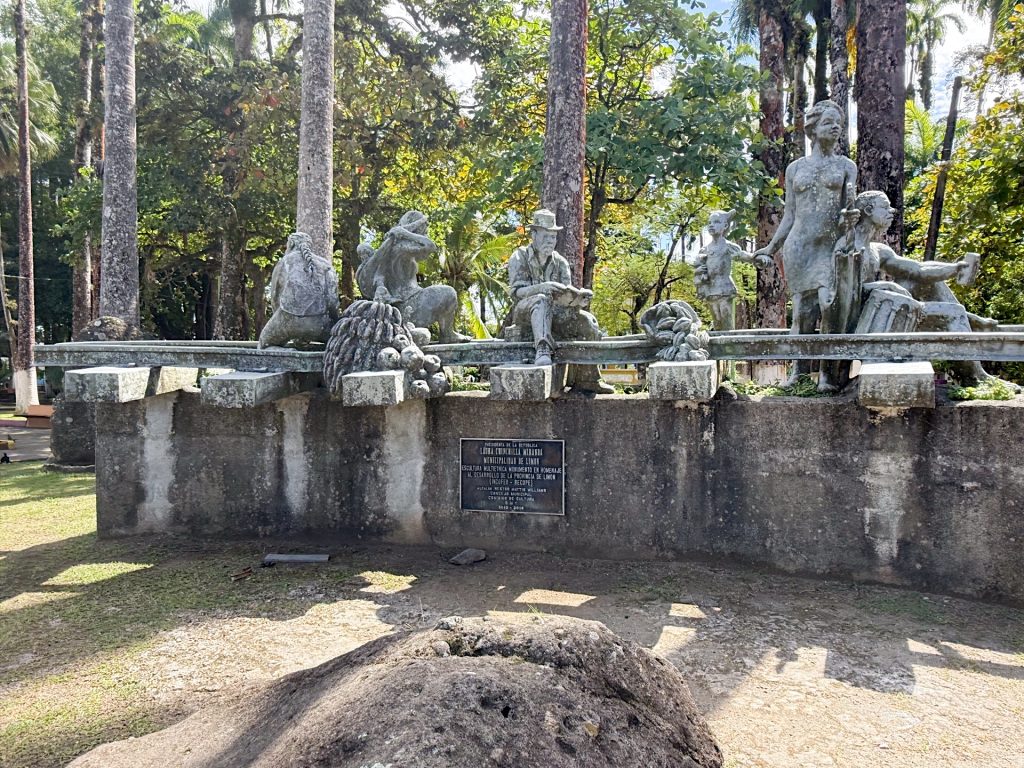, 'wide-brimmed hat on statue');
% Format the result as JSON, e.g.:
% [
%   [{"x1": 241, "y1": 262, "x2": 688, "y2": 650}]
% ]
[{"x1": 529, "y1": 209, "x2": 563, "y2": 231}]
